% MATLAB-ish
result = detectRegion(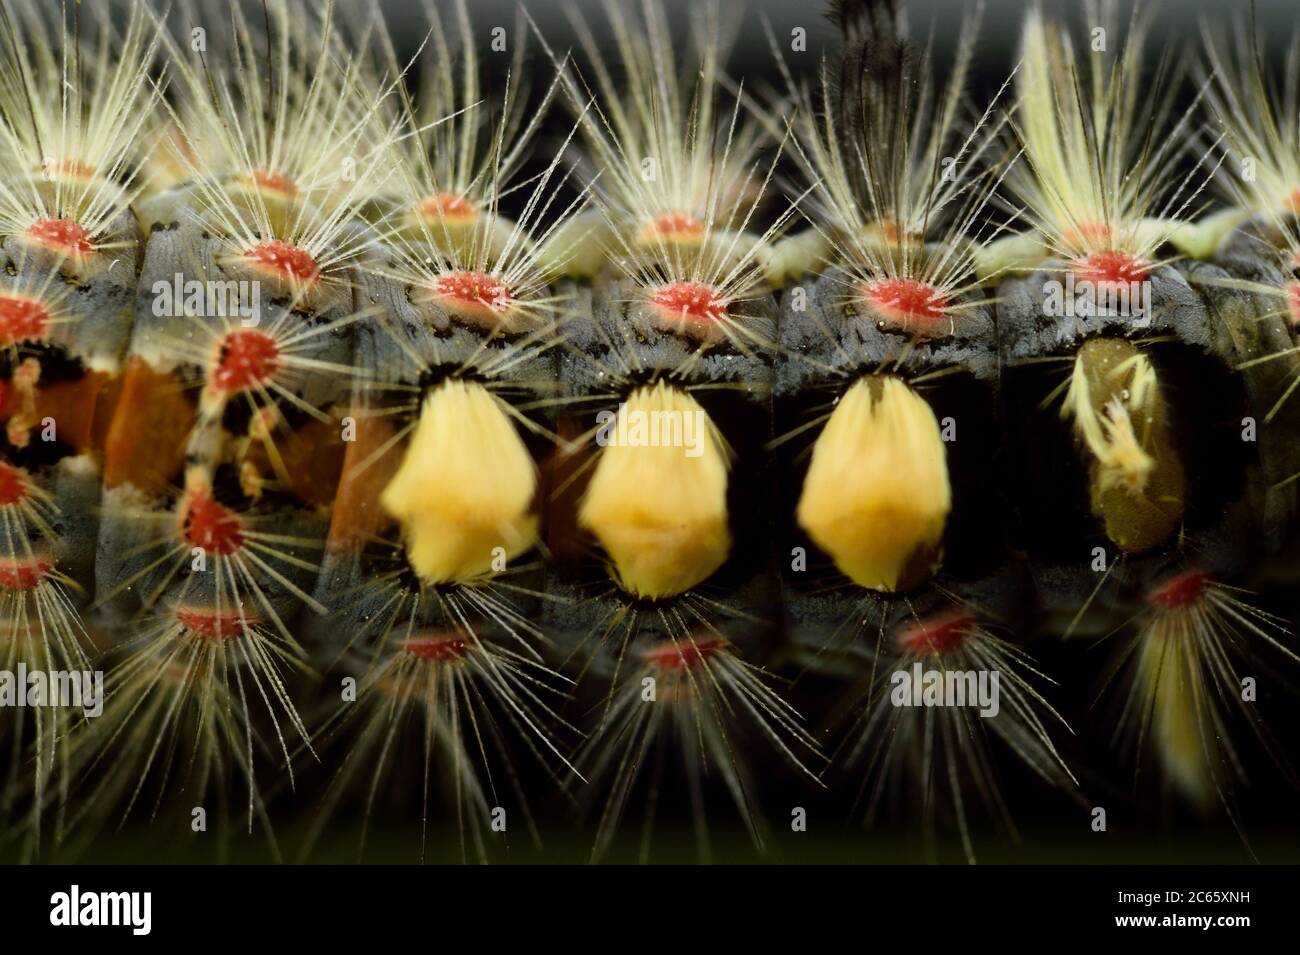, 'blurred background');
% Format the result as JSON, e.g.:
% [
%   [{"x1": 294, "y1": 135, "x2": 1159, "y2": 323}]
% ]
[{"x1": 374, "y1": 0, "x2": 1300, "y2": 101}]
